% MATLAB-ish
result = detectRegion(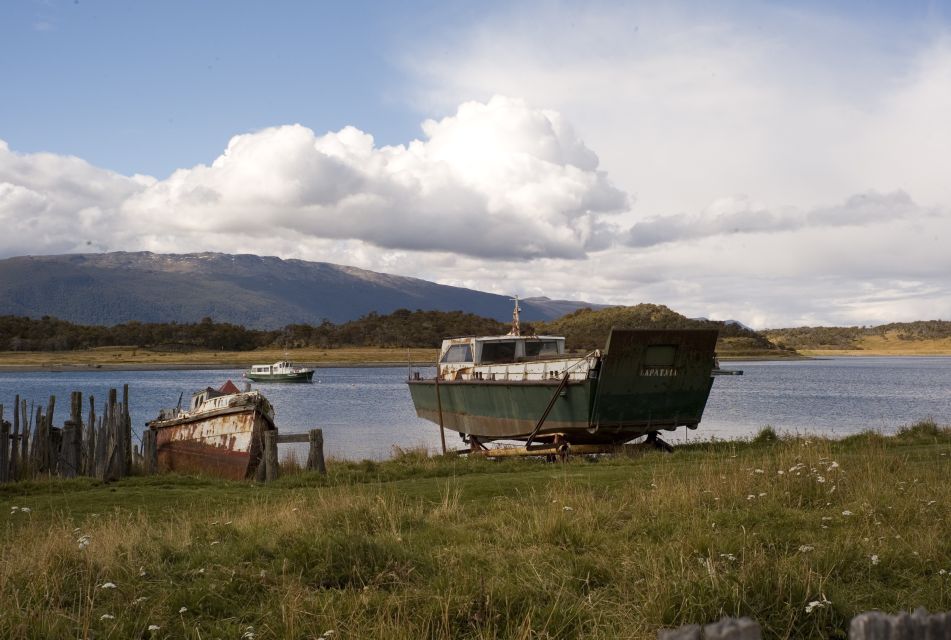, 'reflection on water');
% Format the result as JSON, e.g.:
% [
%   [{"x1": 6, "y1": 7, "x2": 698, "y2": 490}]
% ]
[{"x1": 0, "y1": 357, "x2": 949, "y2": 459}]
